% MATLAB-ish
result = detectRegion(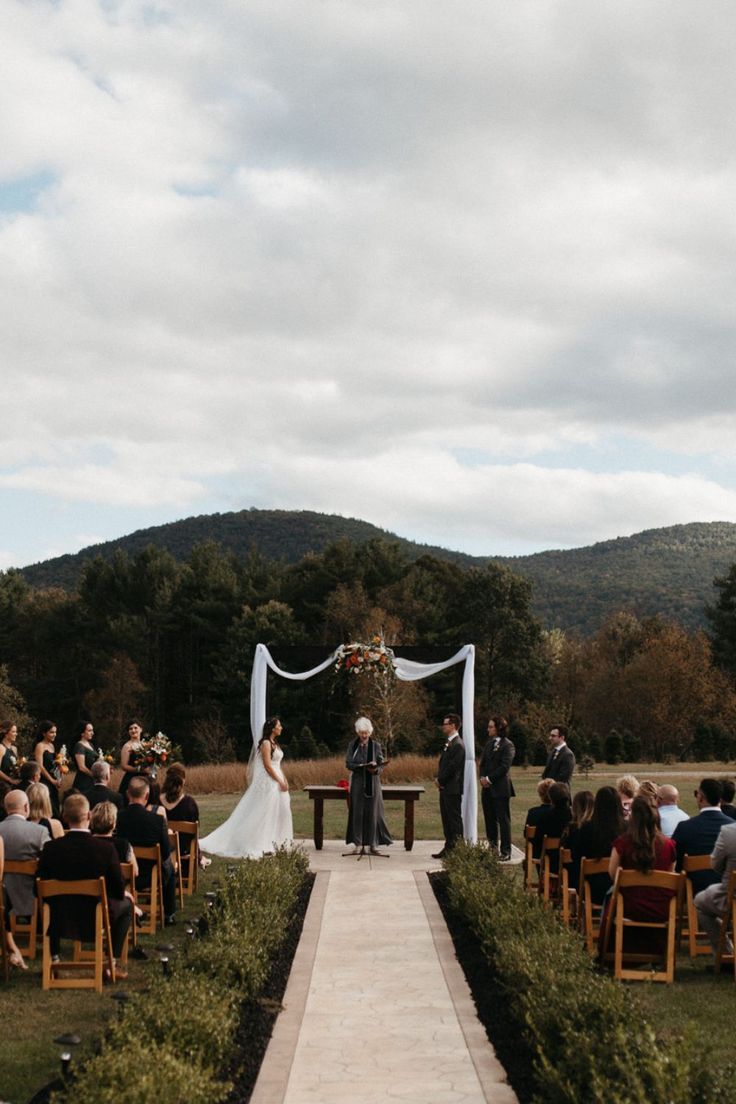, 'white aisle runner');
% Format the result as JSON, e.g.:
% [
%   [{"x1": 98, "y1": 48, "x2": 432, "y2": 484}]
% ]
[{"x1": 254, "y1": 844, "x2": 517, "y2": 1104}]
